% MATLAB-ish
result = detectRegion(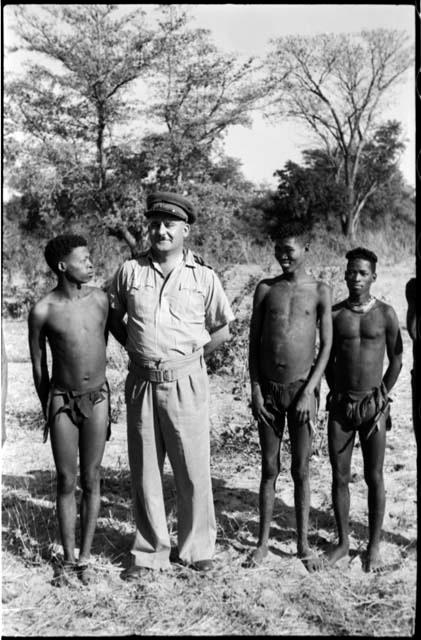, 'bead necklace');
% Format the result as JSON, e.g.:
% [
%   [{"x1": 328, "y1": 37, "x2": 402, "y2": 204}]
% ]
[{"x1": 345, "y1": 295, "x2": 376, "y2": 314}]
